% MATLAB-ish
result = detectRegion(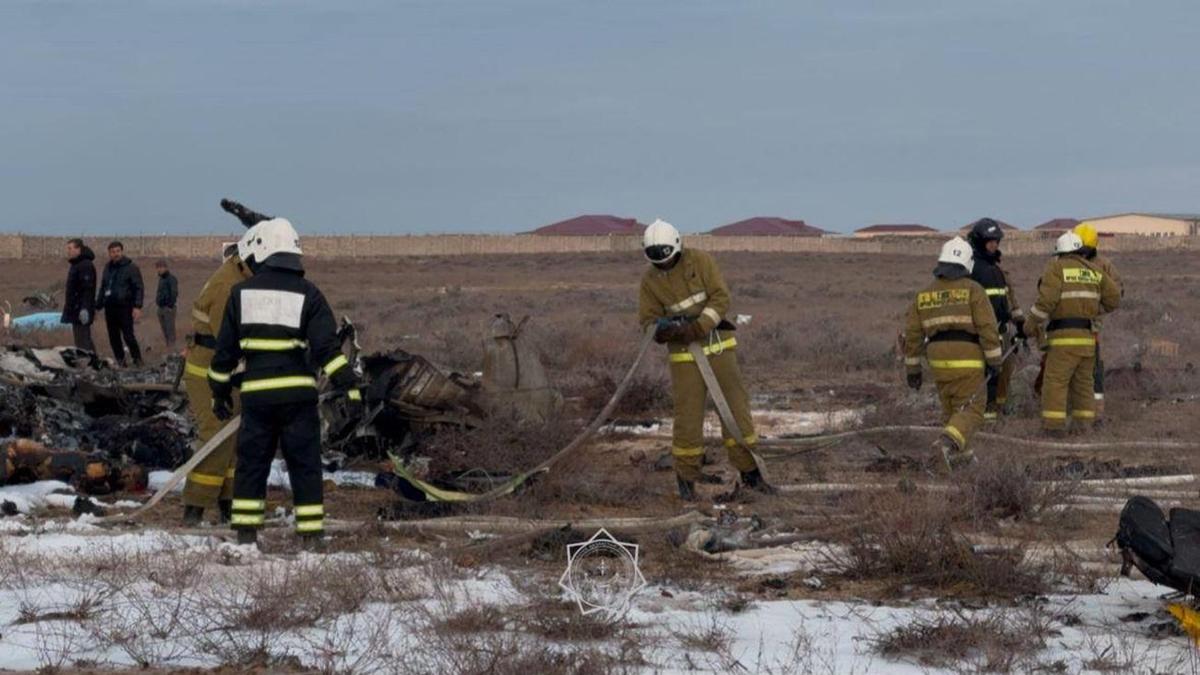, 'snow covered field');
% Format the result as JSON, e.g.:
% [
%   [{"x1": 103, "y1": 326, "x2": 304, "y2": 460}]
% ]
[{"x1": 0, "y1": 482, "x2": 1197, "y2": 673}]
